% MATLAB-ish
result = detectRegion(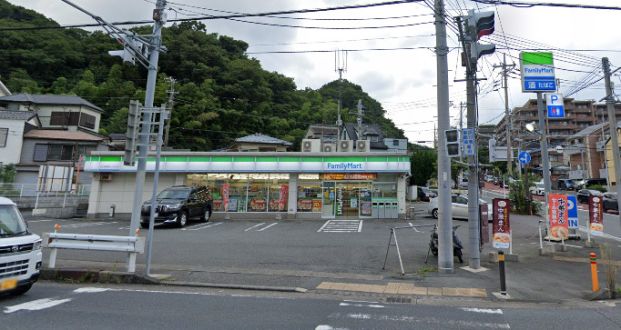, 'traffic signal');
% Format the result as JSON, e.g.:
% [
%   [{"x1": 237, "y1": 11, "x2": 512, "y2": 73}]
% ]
[
  {"x1": 124, "y1": 100, "x2": 142, "y2": 166},
  {"x1": 445, "y1": 129, "x2": 460, "y2": 158},
  {"x1": 465, "y1": 10, "x2": 496, "y2": 63}
]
